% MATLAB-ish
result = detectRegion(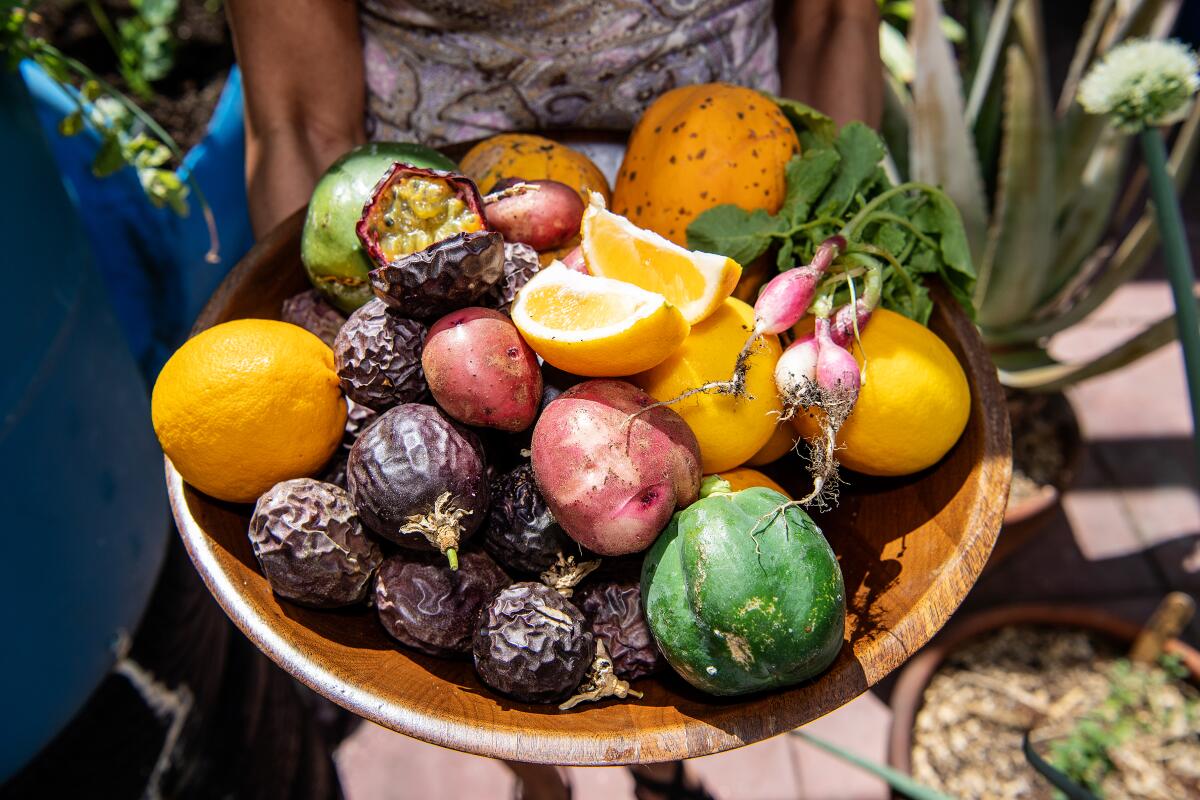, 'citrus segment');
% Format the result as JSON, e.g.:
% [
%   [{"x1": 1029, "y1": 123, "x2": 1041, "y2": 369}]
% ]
[
  {"x1": 511, "y1": 263, "x2": 689, "y2": 377},
  {"x1": 581, "y1": 197, "x2": 741, "y2": 325}
]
